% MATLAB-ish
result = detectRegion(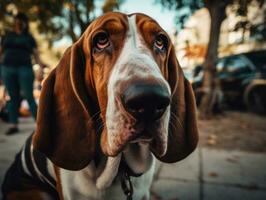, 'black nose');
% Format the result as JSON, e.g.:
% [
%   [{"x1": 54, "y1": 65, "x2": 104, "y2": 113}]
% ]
[{"x1": 122, "y1": 84, "x2": 170, "y2": 121}]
